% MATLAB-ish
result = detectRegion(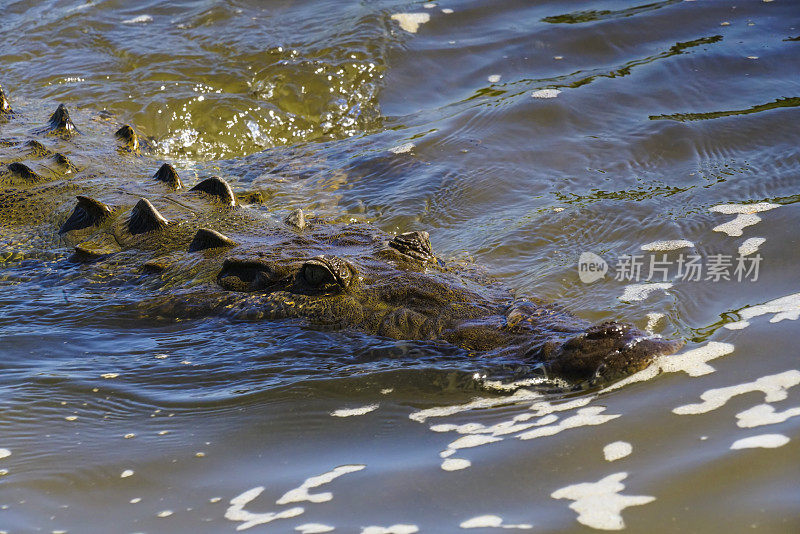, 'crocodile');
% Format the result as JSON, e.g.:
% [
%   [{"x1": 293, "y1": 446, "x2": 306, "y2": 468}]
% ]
[{"x1": 0, "y1": 83, "x2": 684, "y2": 385}]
